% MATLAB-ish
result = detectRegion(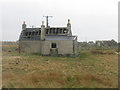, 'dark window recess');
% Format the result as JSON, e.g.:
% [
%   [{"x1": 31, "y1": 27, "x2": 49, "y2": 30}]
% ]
[
  {"x1": 32, "y1": 32, "x2": 35, "y2": 35},
  {"x1": 29, "y1": 32, "x2": 31, "y2": 35},
  {"x1": 25, "y1": 32, "x2": 28, "y2": 36},
  {"x1": 56, "y1": 30, "x2": 58, "y2": 34},
  {"x1": 60, "y1": 29, "x2": 62, "y2": 33},
  {"x1": 63, "y1": 28, "x2": 67, "y2": 33},
  {"x1": 46, "y1": 29, "x2": 49, "y2": 34},
  {"x1": 53, "y1": 29, "x2": 55, "y2": 33},
  {"x1": 57, "y1": 28, "x2": 59, "y2": 34},
  {"x1": 38, "y1": 30, "x2": 41, "y2": 35},
  {"x1": 51, "y1": 43, "x2": 57, "y2": 48},
  {"x1": 50, "y1": 29, "x2": 52, "y2": 33},
  {"x1": 35, "y1": 32, "x2": 38, "y2": 35}
]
